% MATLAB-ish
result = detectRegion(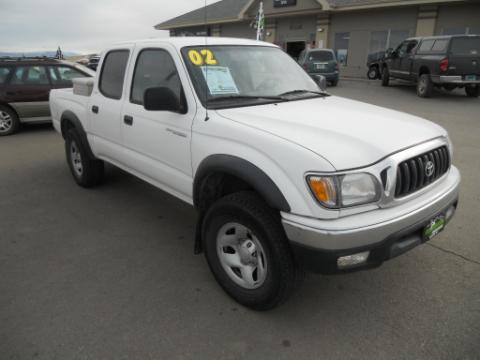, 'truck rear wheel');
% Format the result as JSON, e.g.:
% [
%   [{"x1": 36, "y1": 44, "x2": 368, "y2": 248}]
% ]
[
  {"x1": 465, "y1": 85, "x2": 479, "y2": 98},
  {"x1": 202, "y1": 191, "x2": 301, "y2": 310},
  {"x1": 417, "y1": 74, "x2": 433, "y2": 98},
  {"x1": 65, "y1": 129, "x2": 104, "y2": 187}
]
